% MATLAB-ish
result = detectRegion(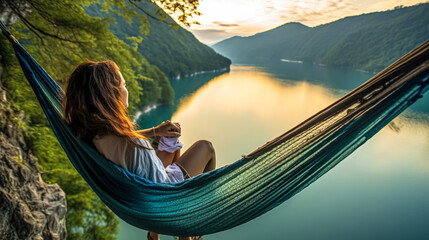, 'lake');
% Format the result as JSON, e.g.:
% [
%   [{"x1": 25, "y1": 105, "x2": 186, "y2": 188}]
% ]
[{"x1": 119, "y1": 60, "x2": 429, "y2": 240}]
